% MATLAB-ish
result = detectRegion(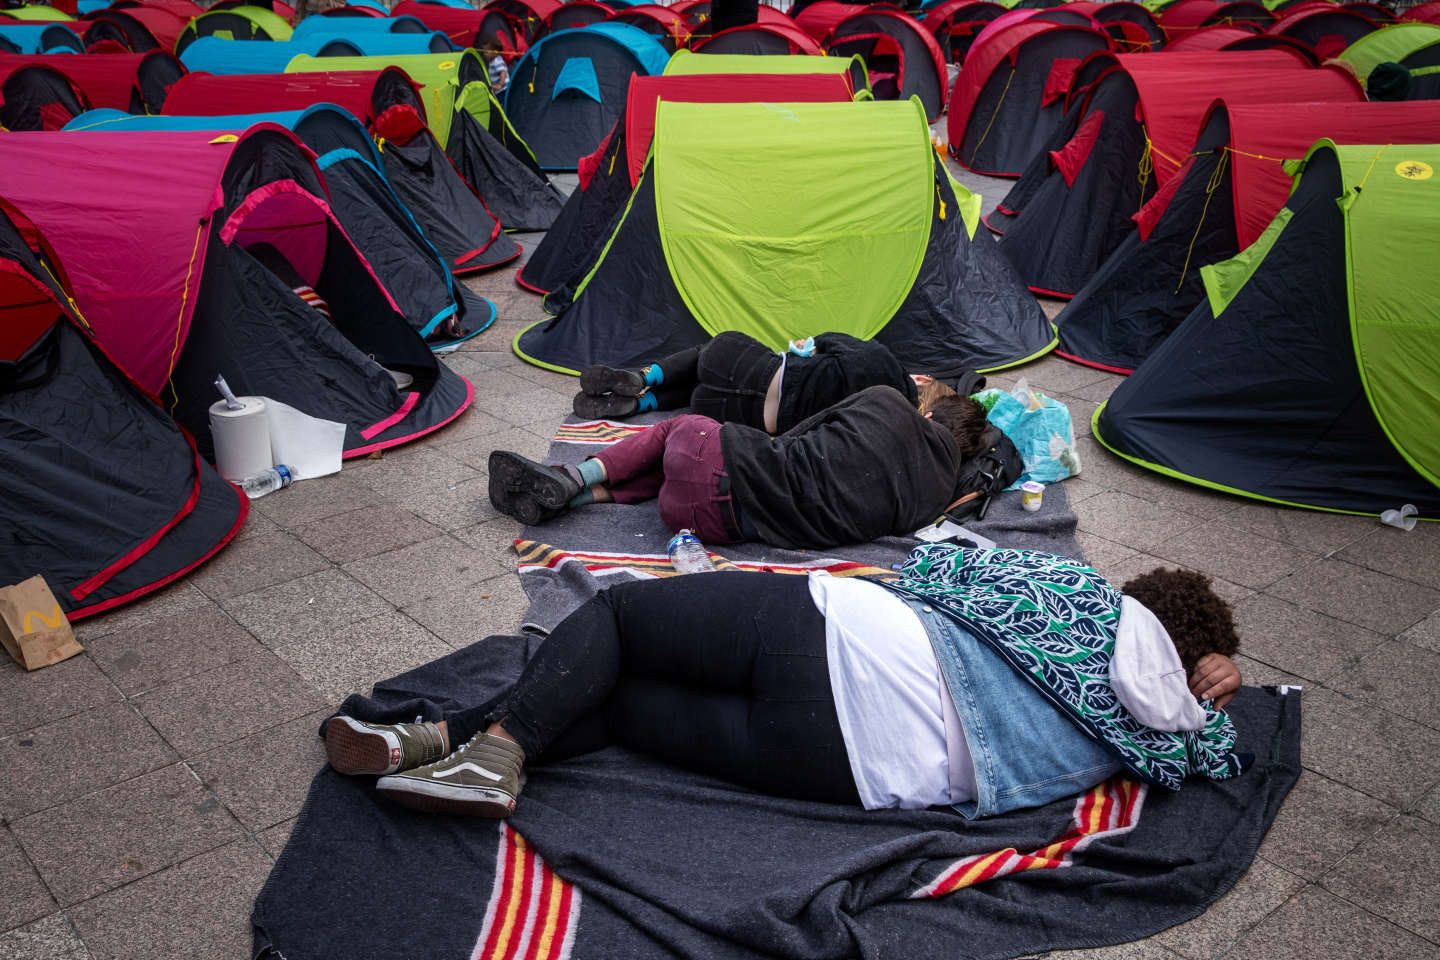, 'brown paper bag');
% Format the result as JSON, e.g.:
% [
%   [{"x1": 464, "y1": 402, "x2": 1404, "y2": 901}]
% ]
[{"x1": 0, "y1": 576, "x2": 83, "y2": 671}]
